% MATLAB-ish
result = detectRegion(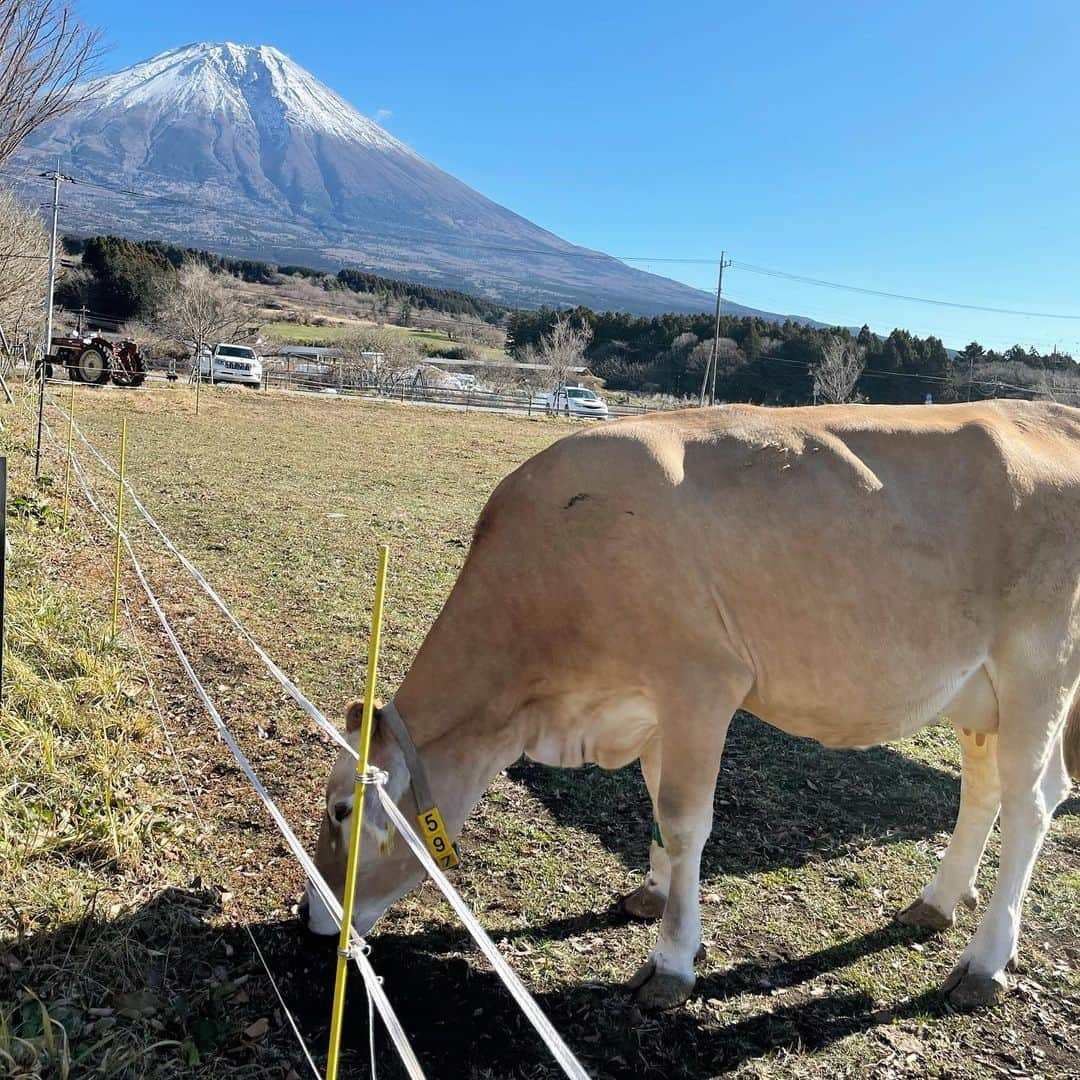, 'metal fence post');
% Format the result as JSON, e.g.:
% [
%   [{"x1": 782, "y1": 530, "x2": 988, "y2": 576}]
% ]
[
  {"x1": 110, "y1": 419, "x2": 128, "y2": 638},
  {"x1": 62, "y1": 380, "x2": 75, "y2": 528},
  {"x1": 33, "y1": 356, "x2": 46, "y2": 478}
]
